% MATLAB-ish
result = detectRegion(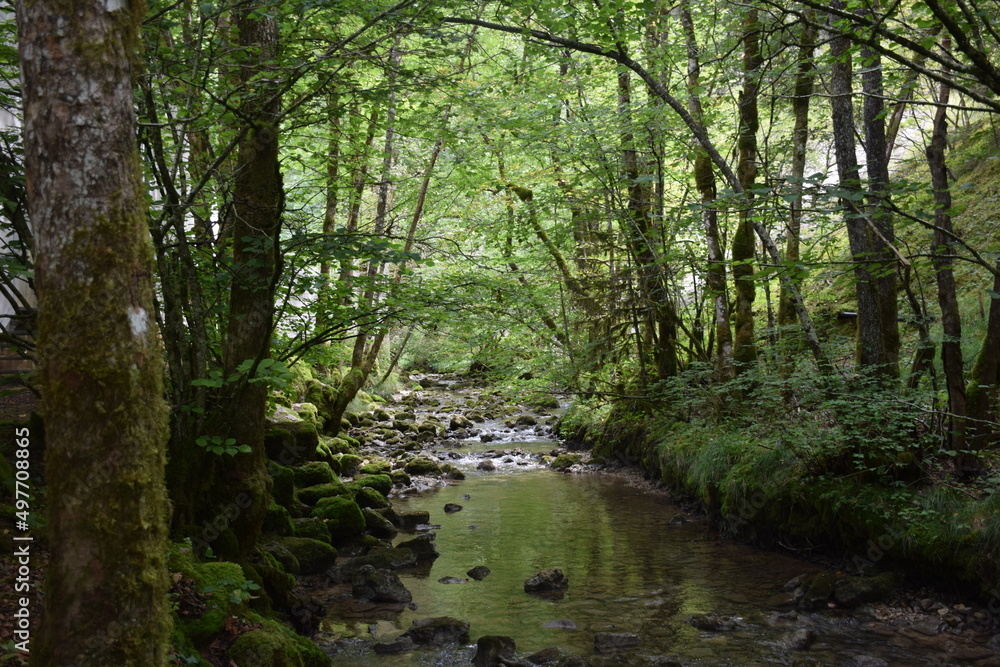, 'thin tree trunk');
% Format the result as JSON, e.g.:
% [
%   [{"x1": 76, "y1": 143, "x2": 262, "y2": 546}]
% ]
[
  {"x1": 18, "y1": 0, "x2": 172, "y2": 662},
  {"x1": 681, "y1": 2, "x2": 733, "y2": 380},
  {"x1": 733, "y1": 4, "x2": 761, "y2": 372}
]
